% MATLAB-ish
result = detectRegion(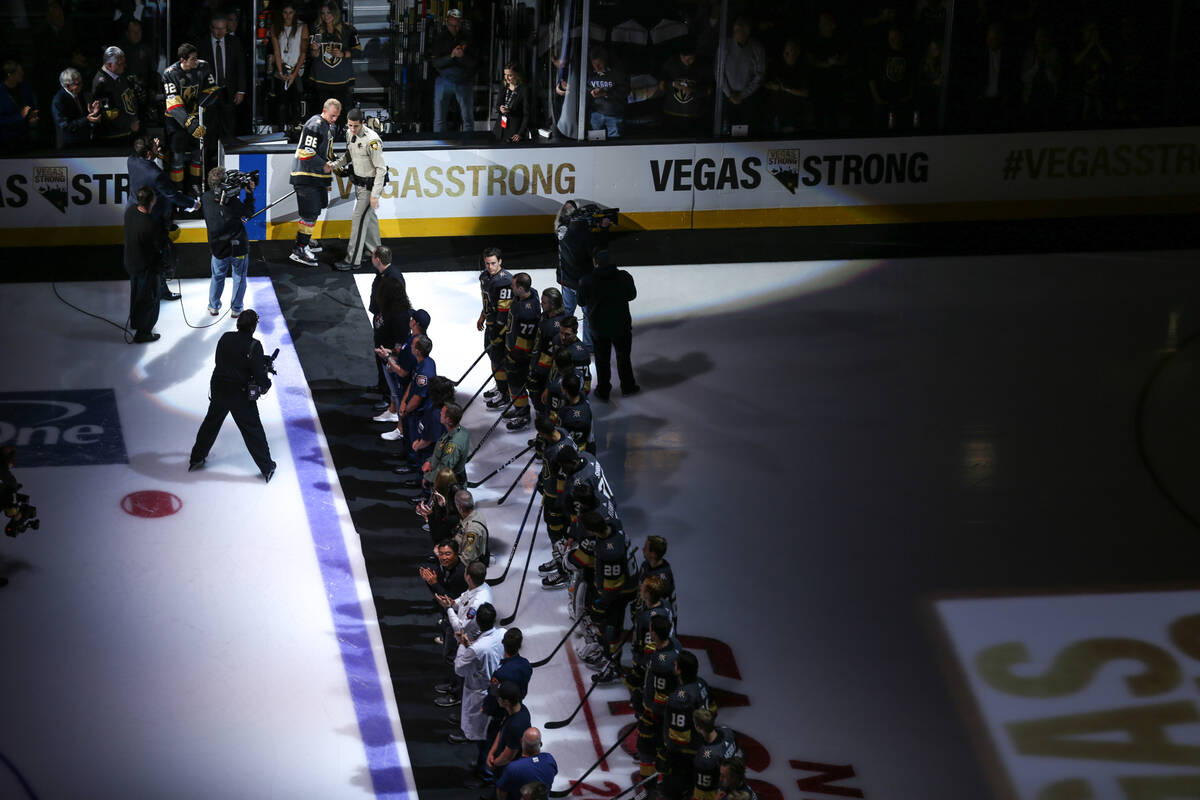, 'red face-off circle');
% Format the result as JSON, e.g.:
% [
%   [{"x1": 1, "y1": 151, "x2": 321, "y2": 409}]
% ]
[{"x1": 121, "y1": 490, "x2": 183, "y2": 518}]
